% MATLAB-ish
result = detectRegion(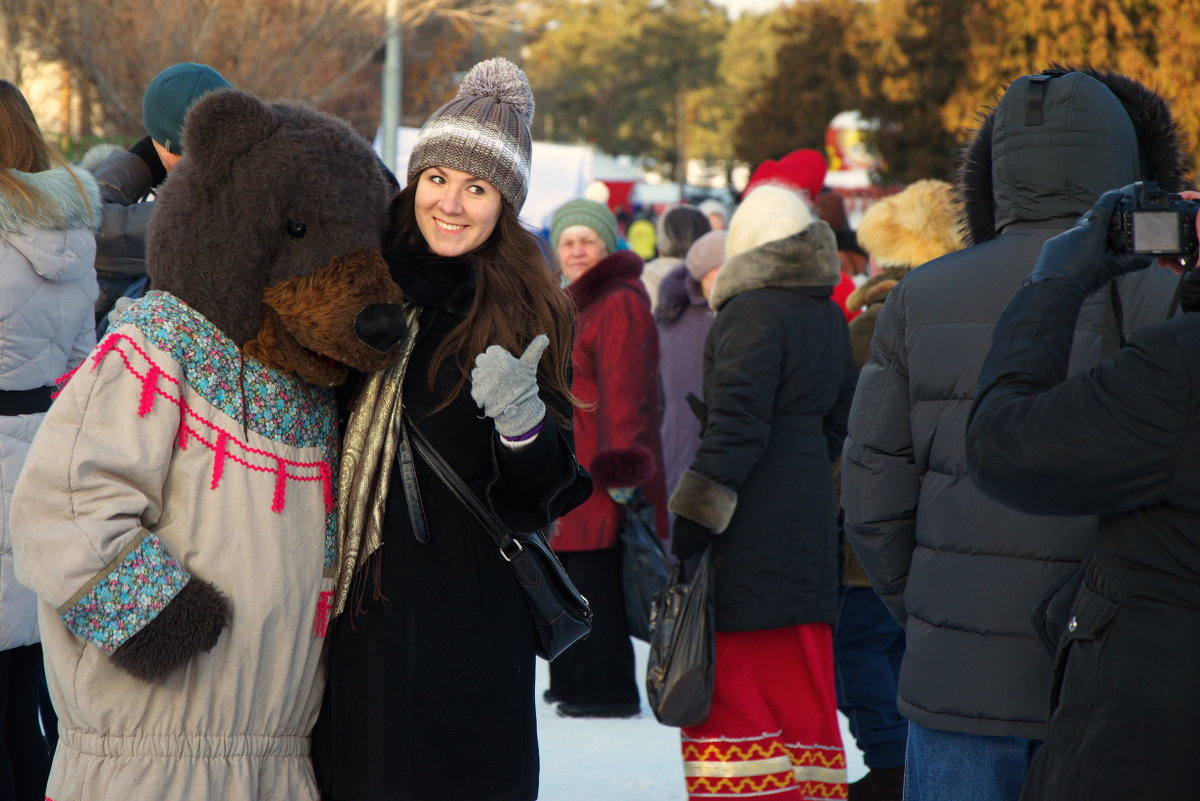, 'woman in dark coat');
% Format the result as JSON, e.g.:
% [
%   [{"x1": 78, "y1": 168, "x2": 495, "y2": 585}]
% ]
[
  {"x1": 669, "y1": 184, "x2": 857, "y2": 801},
  {"x1": 314, "y1": 59, "x2": 591, "y2": 801},
  {"x1": 545, "y1": 198, "x2": 669, "y2": 719}
]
